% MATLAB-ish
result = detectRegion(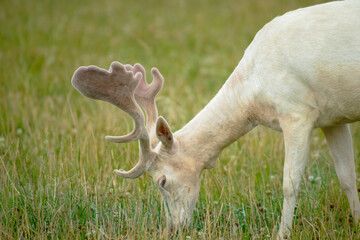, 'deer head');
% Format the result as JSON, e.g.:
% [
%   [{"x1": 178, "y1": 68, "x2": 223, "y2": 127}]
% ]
[{"x1": 71, "y1": 62, "x2": 204, "y2": 228}]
